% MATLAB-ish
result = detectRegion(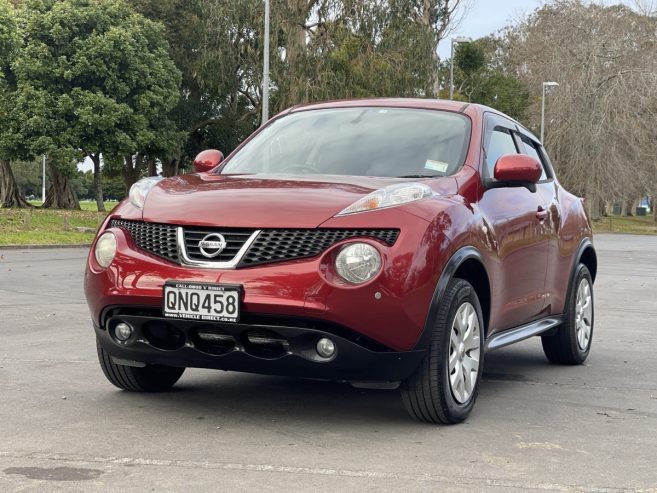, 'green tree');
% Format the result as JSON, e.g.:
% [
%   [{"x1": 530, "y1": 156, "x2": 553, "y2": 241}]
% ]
[
  {"x1": 0, "y1": 0, "x2": 31, "y2": 208},
  {"x1": 444, "y1": 38, "x2": 531, "y2": 122},
  {"x1": 12, "y1": 0, "x2": 181, "y2": 211}
]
